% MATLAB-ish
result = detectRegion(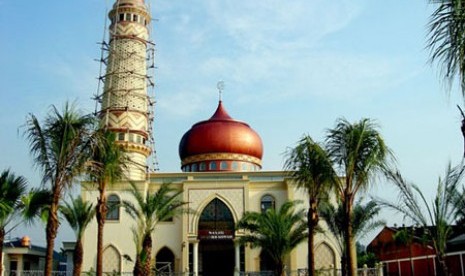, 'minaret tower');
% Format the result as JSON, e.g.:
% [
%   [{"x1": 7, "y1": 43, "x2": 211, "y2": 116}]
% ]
[{"x1": 99, "y1": 0, "x2": 154, "y2": 180}]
